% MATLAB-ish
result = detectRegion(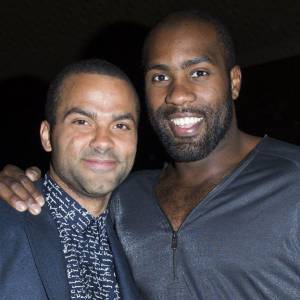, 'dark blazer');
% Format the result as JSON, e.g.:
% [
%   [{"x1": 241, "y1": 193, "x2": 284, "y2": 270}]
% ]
[{"x1": 0, "y1": 183, "x2": 140, "y2": 300}]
